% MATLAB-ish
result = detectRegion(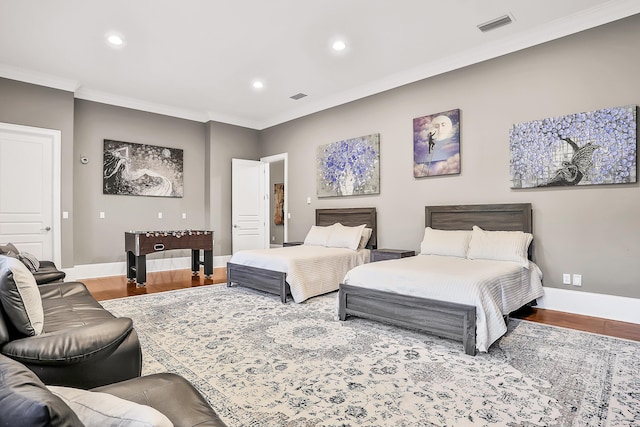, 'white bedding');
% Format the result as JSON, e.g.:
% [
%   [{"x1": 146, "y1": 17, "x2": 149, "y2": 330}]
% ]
[
  {"x1": 342, "y1": 254, "x2": 544, "y2": 352},
  {"x1": 229, "y1": 245, "x2": 370, "y2": 303}
]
